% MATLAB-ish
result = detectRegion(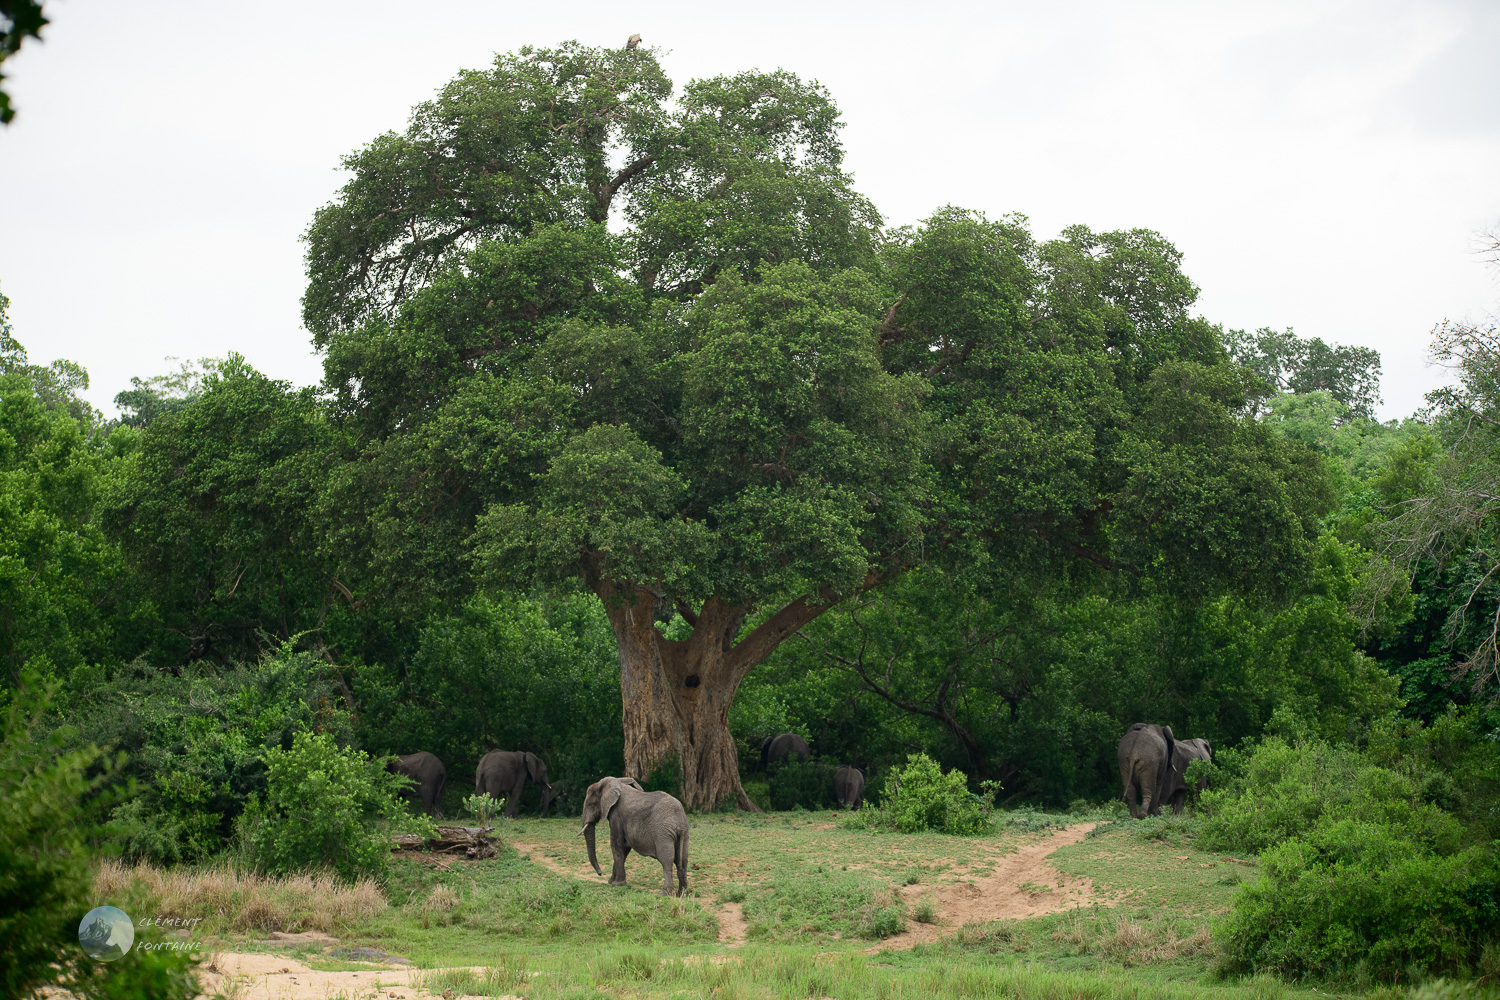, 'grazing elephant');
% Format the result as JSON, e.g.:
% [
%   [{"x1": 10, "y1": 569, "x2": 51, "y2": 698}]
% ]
[
  {"x1": 760, "y1": 733, "x2": 811, "y2": 770},
  {"x1": 475, "y1": 750, "x2": 559, "y2": 818},
  {"x1": 1165, "y1": 738, "x2": 1212, "y2": 815},
  {"x1": 578, "y1": 776, "x2": 690, "y2": 896},
  {"x1": 1118, "y1": 723, "x2": 1176, "y2": 818},
  {"x1": 389, "y1": 752, "x2": 446, "y2": 817},
  {"x1": 833, "y1": 765, "x2": 865, "y2": 810}
]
